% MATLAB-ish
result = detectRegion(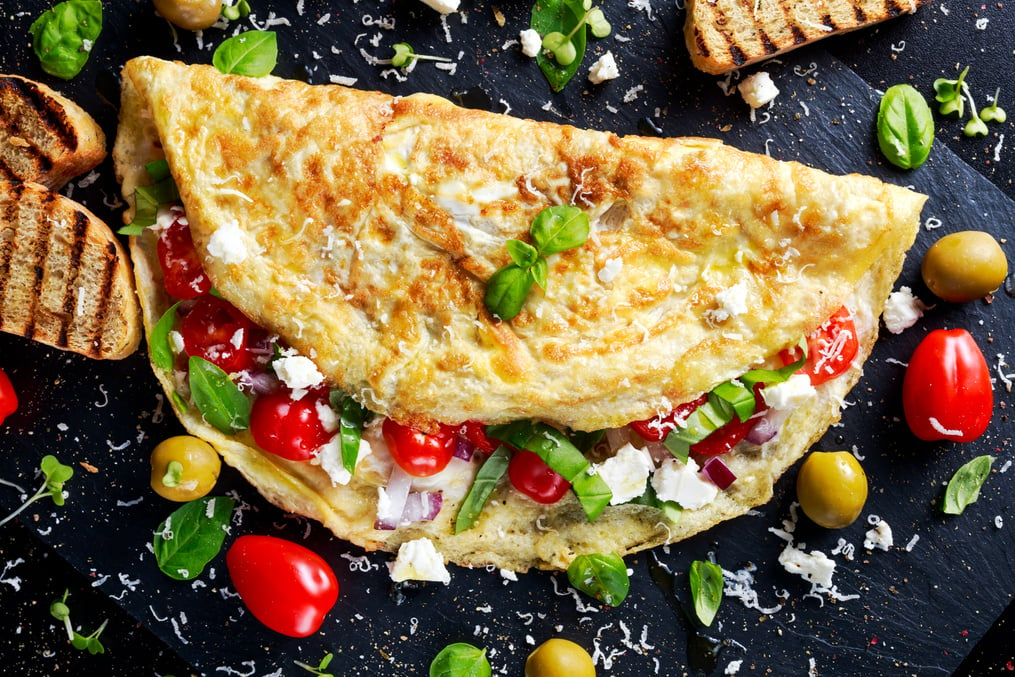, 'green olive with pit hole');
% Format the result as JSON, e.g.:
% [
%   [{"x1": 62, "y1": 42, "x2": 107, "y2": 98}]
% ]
[
  {"x1": 525, "y1": 638, "x2": 595, "y2": 677},
  {"x1": 796, "y1": 451, "x2": 868, "y2": 529},
  {"x1": 152, "y1": 0, "x2": 222, "y2": 30},
  {"x1": 921, "y1": 230, "x2": 1008, "y2": 302},
  {"x1": 150, "y1": 435, "x2": 221, "y2": 502}
]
